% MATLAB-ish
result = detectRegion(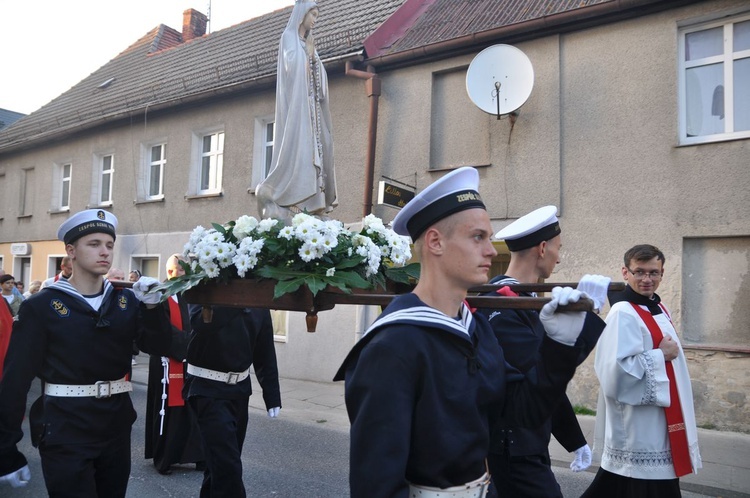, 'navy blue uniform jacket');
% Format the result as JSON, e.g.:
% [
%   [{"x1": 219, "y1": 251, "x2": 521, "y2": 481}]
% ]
[
  {"x1": 478, "y1": 277, "x2": 605, "y2": 456},
  {"x1": 334, "y1": 293, "x2": 584, "y2": 498},
  {"x1": 0, "y1": 281, "x2": 172, "y2": 476},
  {"x1": 185, "y1": 306, "x2": 280, "y2": 410}
]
